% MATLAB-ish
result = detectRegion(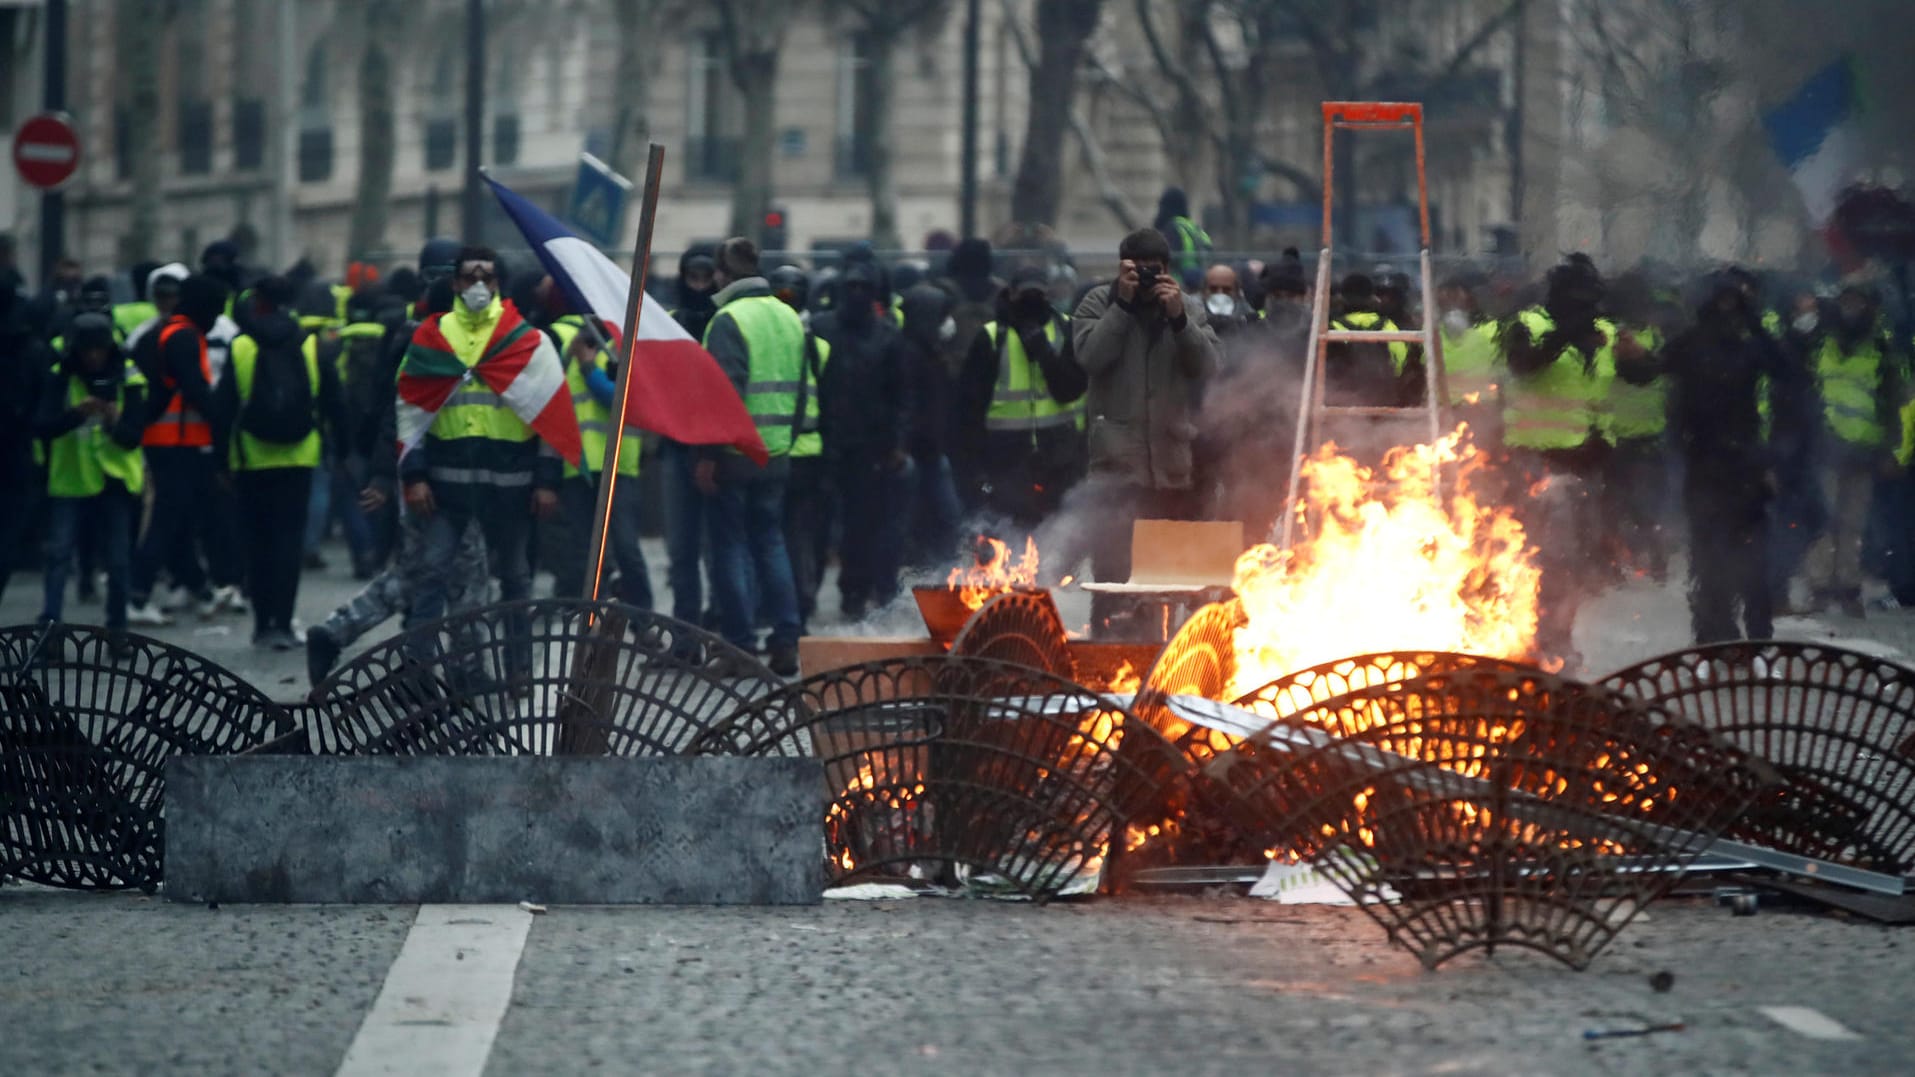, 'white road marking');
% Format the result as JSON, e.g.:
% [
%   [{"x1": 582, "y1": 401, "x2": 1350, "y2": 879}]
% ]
[
  {"x1": 1757, "y1": 1005, "x2": 1862, "y2": 1041},
  {"x1": 336, "y1": 905, "x2": 534, "y2": 1077}
]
